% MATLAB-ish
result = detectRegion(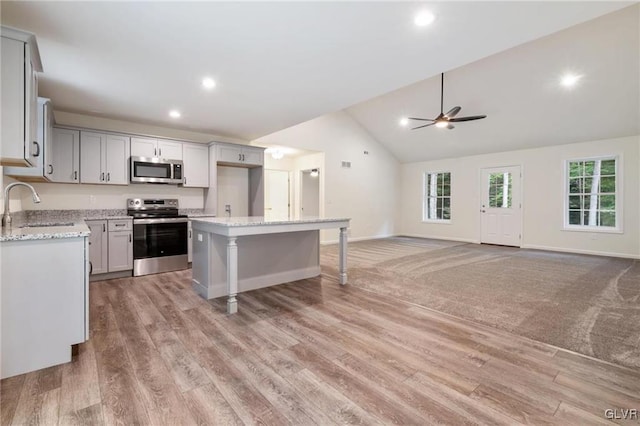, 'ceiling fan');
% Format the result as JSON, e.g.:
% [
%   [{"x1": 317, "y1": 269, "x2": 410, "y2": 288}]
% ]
[{"x1": 408, "y1": 73, "x2": 486, "y2": 130}]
